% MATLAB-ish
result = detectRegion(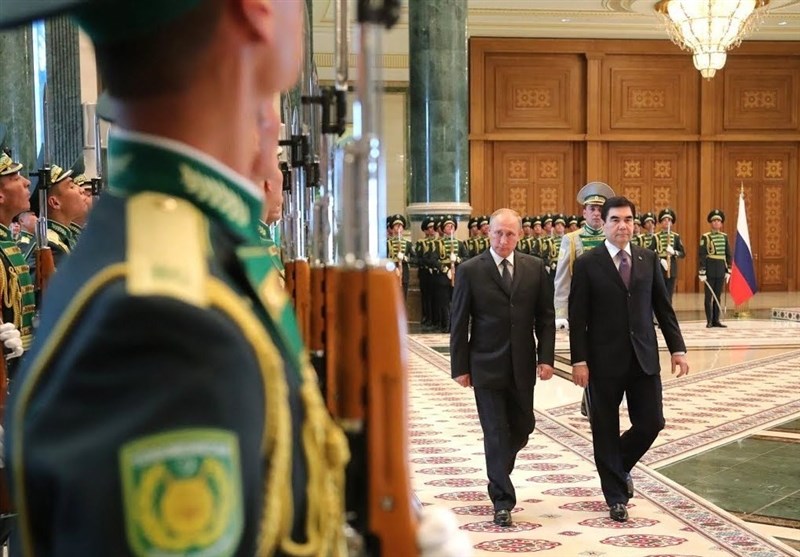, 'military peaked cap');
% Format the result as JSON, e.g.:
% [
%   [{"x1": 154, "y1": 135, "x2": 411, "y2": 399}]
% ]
[
  {"x1": 576, "y1": 181, "x2": 615, "y2": 206},
  {"x1": 707, "y1": 209, "x2": 725, "y2": 223},
  {"x1": 658, "y1": 208, "x2": 677, "y2": 224},
  {"x1": 641, "y1": 212, "x2": 656, "y2": 224}
]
